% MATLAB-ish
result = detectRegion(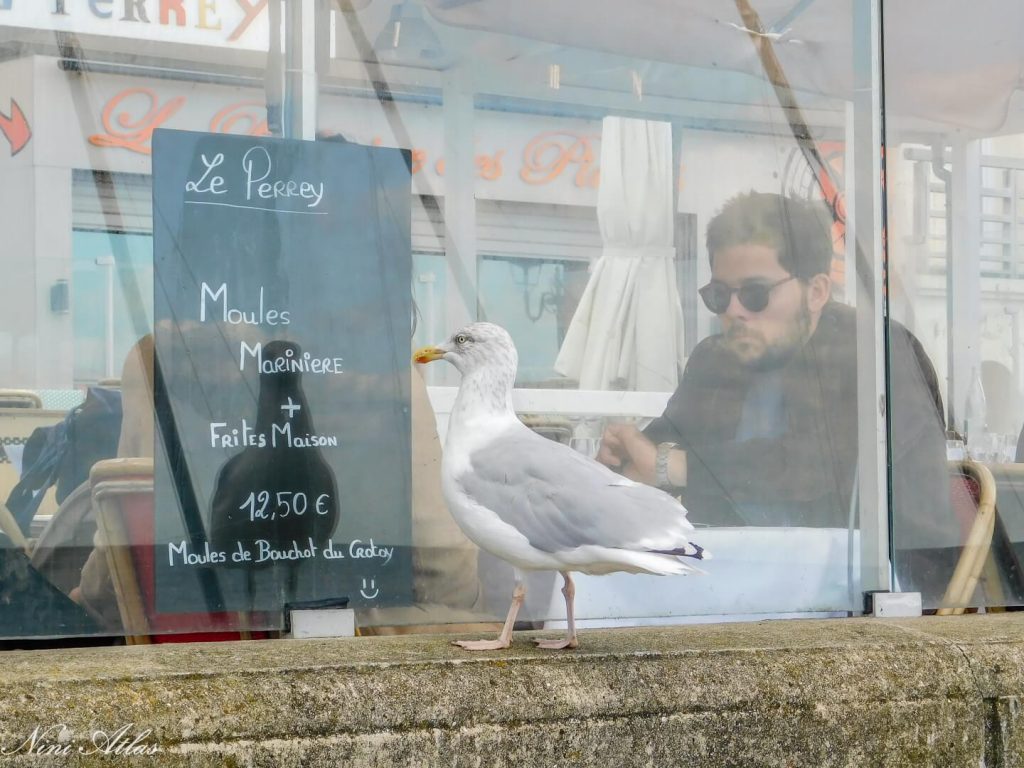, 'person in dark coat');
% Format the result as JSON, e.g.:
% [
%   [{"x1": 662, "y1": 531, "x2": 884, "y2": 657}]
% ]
[{"x1": 598, "y1": 192, "x2": 953, "y2": 596}]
